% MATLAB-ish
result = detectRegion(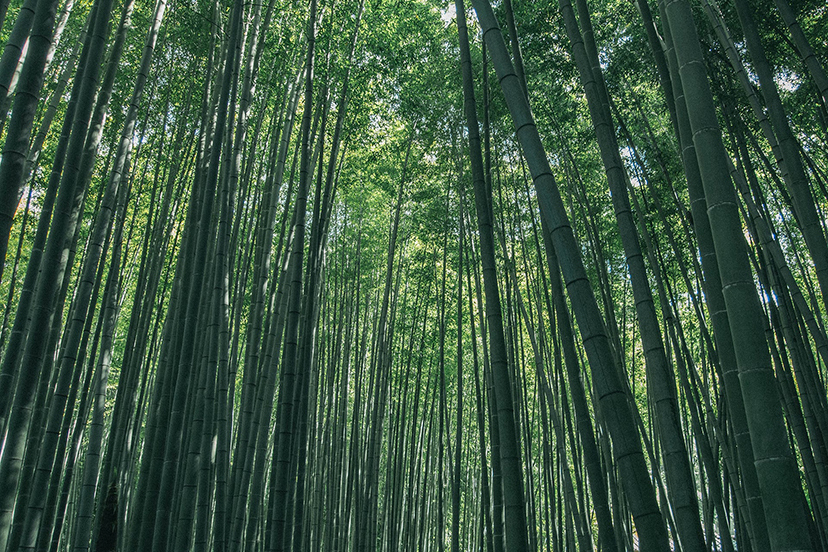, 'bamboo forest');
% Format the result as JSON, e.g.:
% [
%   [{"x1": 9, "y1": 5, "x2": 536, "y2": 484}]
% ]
[{"x1": 1, "y1": 0, "x2": 828, "y2": 548}]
